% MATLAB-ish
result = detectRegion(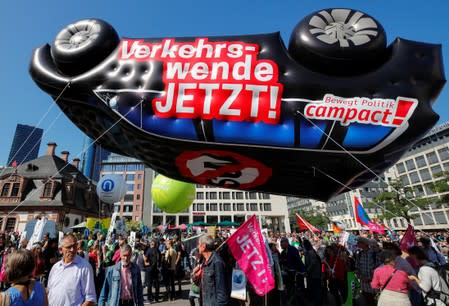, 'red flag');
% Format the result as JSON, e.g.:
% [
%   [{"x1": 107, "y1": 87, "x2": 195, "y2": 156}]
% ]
[
  {"x1": 226, "y1": 215, "x2": 275, "y2": 296},
  {"x1": 295, "y1": 213, "x2": 320, "y2": 233},
  {"x1": 399, "y1": 225, "x2": 417, "y2": 252}
]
